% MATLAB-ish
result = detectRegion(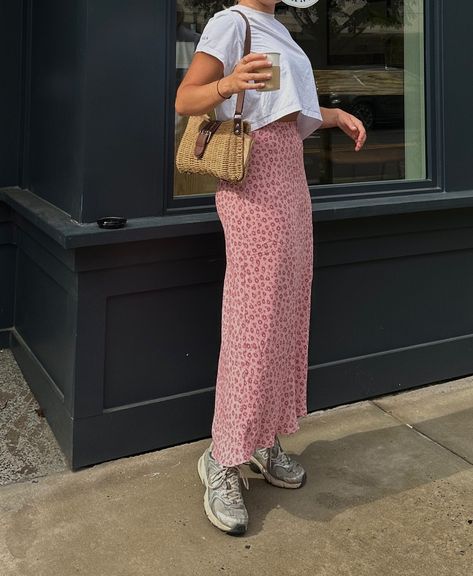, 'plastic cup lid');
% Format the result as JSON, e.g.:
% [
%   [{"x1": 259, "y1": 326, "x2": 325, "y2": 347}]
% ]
[{"x1": 281, "y1": 0, "x2": 320, "y2": 8}]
